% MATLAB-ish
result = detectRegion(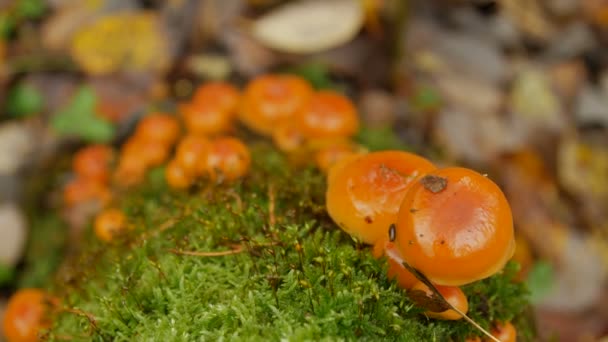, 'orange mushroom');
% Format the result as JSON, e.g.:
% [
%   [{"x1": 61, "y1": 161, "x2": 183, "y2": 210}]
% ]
[
  {"x1": 2, "y1": 289, "x2": 57, "y2": 342},
  {"x1": 372, "y1": 239, "x2": 419, "y2": 289},
  {"x1": 314, "y1": 140, "x2": 364, "y2": 173},
  {"x1": 490, "y1": 322, "x2": 517, "y2": 342},
  {"x1": 180, "y1": 101, "x2": 234, "y2": 136},
  {"x1": 174, "y1": 135, "x2": 209, "y2": 175},
  {"x1": 72, "y1": 144, "x2": 114, "y2": 183},
  {"x1": 239, "y1": 74, "x2": 313, "y2": 136},
  {"x1": 94, "y1": 208, "x2": 128, "y2": 242},
  {"x1": 409, "y1": 281, "x2": 468, "y2": 320},
  {"x1": 133, "y1": 113, "x2": 180, "y2": 145},
  {"x1": 63, "y1": 178, "x2": 111, "y2": 207},
  {"x1": 326, "y1": 151, "x2": 436, "y2": 245},
  {"x1": 197, "y1": 137, "x2": 251, "y2": 182},
  {"x1": 113, "y1": 153, "x2": 148, "y2": 187},
  {"x1": 395, "y1": 167, "x2": 515, "y2": 286},
  {"x1": 122, "y1": 137, "x2": 170, "y2": 168},
  {"x1": 191, "y1": 81, "x2": 240, "y2": 115},
  {"x1": 272, "y1": 121, "x2": 306, "y2": 153},
  {"x1": 297, "y1": 90, "x2": 359, "y2": 140},
  {"x1": 166, "y1": 159, "x2": 195, "y2": 190}
]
